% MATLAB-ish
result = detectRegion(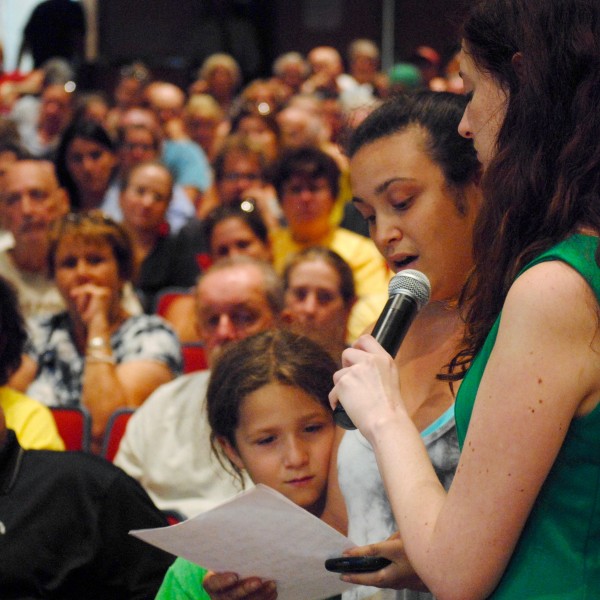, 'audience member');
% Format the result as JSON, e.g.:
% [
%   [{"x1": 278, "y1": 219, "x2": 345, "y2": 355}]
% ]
[
  {"x1": 205, "y1": 203, "x2": 272, "y2": 263},
  {"x1": 118, "y1": 106, "x2": 212, "y2": 209},
  {"x1": 196, "y1": 135, "x2": 280, "y2": 228},
  {"x1": 105, "y1": 61, "x2": 151, "y2": 135},
  {"x1": 102, "y1": 122, "x2": 196, "y2": 232},
  {"x1": 271, "y1": 51, "x2": 310, "y2": 96},
  {"x1": 275, "y1": 99, "x2": 352, "y2": 224},
  {"x1": 409, "y1": 45, "x2": 442, "y2": 88},
  {"x1": 189, "y1": 53, "x2": 242, "y2": 115},
  {"x1": 156, "y1": 328, "x2": 340, "y2": 598},
  {"x1": 0, "y1": 403, "x2": 174, "y2": 598},
  {"x1": 387, "y1": 63, "x2": 424, "y2": 96},
  {"x1": 14, "y1": 81, "x2": 75, "y2": 159},
  {"x1": 72, "y1": 91, "x2": 110, "y2": 126},
  {"x1": 346, "y1": 38, "x2": 389, "y2": 99},
  {"x1": 229, "y1": 103, "x2": 280, "y2": 163},
  {"x1": 0, "y1": 274, "x2": 64, "y2": 450},
  {"x1": 144, "y1": 80, "x2": 188, "y2": 141},
  {"x1": 236, "y1": 78, "x2": 286, "y2": 117},
  {"x1": 118, "y1": 161, "x2": 198, "y2": 311},
  {"x1": 114, "y1": 257, "x2": 283, "y2": 518},
  {"x1": 184, "y1": 93, "x2": 226, "y2": 161},
  {"x1": 282, "y1": 246, "x2": 355, "y2": 365},
  {"x1": 55, "y1": 119, "x2": 117, "y2": 210},
  {"x1": 0, "y1": 158, "x2": 69, "y2": 318},
  {"x1": 20, "y1": 211, "x2": 182, "y2": 449},
  {"x1": 302, "y1": 45, "x2": 357, "y2": 98},
  {"x1": 164, "y1": 203, "x2": 273, "y2": 343},
  {"x1": 270, "y1": 146, "x2": 390, "y2": 340}
]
